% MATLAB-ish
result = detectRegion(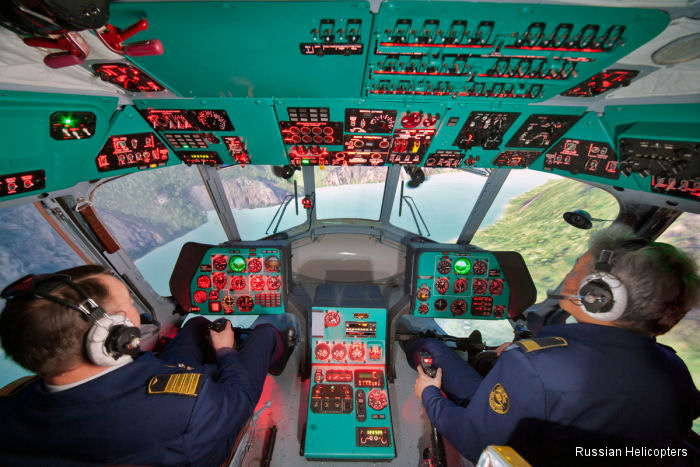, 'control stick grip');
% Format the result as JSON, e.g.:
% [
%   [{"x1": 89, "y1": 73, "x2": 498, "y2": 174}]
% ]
[{"x1": 419, "y1": 351, "x2": 438, "y2": 378}]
